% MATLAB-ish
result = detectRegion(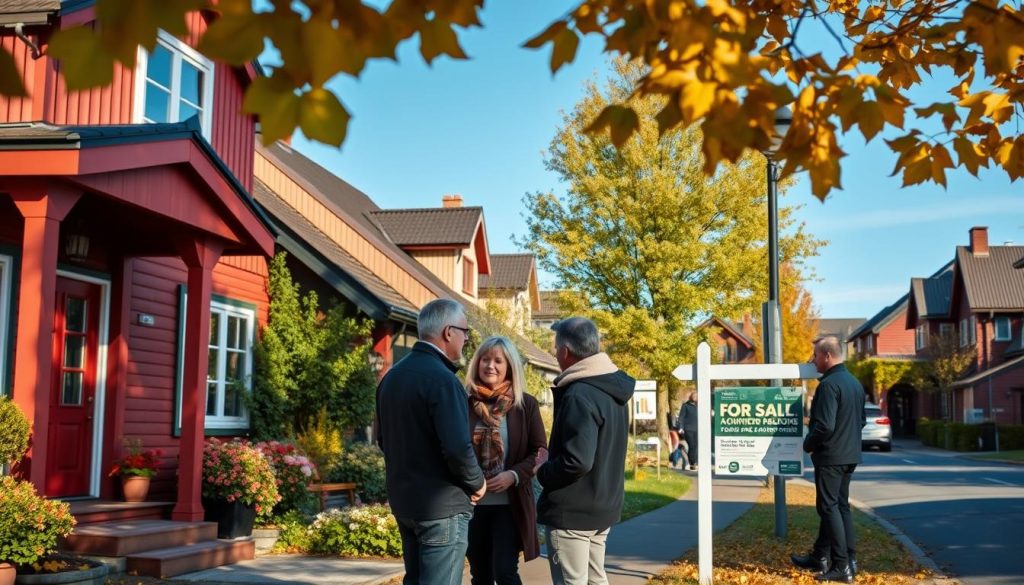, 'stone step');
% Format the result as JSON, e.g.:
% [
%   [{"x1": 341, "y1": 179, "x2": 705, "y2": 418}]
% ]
[
  {"x1": 126, "y1": 538, "x2": 255, "y2": 578},
  {"x1": 61, "y1": 520, "x2": 218, "y2": 557}
]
